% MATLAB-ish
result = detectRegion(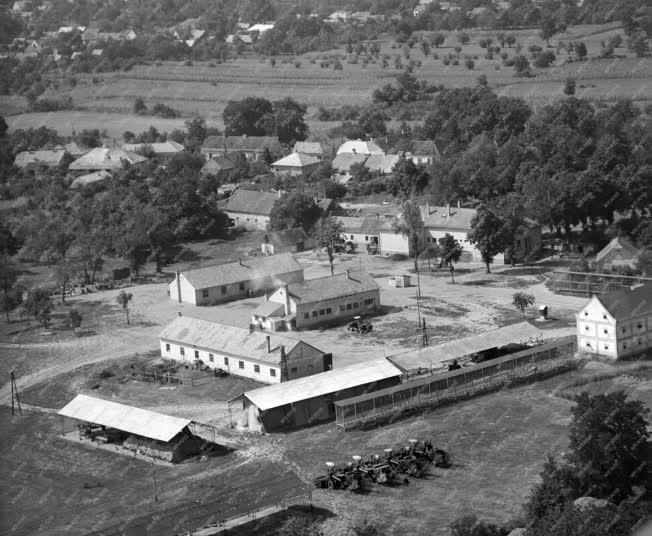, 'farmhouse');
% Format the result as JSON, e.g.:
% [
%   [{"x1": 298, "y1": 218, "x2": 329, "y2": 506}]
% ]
[
  {"x1": 338, "y1": 215, "x2": 410, "y2": 255},
  {"x1": 159, "y1": 316, "x2": 330, "y2": 384},
  {"x1": 68, "y1": 147, "x2": 147, "y2": 171},
  {"x1": 293, "y1": 141, "x2": 326, "y2": 159},
  {"x1": 387, "y1": 321, "x2": 545, "y2": 375},
  {"x1": 201, "y1": 135, "x2": 284, "y2": 161},
  {"x1": 270, "y1": 152, "x2": 320, "y2": 176},
  {"x1": 593, "y1": 237, "x2": 642, "y2": 272},
  {"x1": 251, "y1": 270, "x2": 380, "y2": 331},
  {"x1": 14, "y1": 149, "x2": 67, "y2": 171},
  {"x1": 261, "y1": 228, "x2": 312, "y2": 255},
  {"x1": 168, "y1": 252, "x2": 304, "y2": 305},
  {"x1": 121, "y1": 140, "x2": 184, "y2": 159},
  {"x1": 222, "y1": 188, "x2": 282, "y2": 230},
  {"x1": 69, "y1": 170, "x2": 111, "y2": 189},
  {"x1": 200, "y1": 155, "x2": 235, "y2": 177},
  {"x1": 336, "y1": 139, "x2": 385, "y2": 155},
  {"x1": 576, "y1": 283, "x2": 652, "y2": 359},
  {"x1": 58, "y1": 394, "x2": 205, "y2": 463},
  {"x1": 331, "y1": 152, "x2": 368, "y2": 176},
  {"x1": 391, "y1": 140, "x2": 440, "y2": 165},
  {"x1": 233, "y1": 358, "x2": 402, "y2": 431}
]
